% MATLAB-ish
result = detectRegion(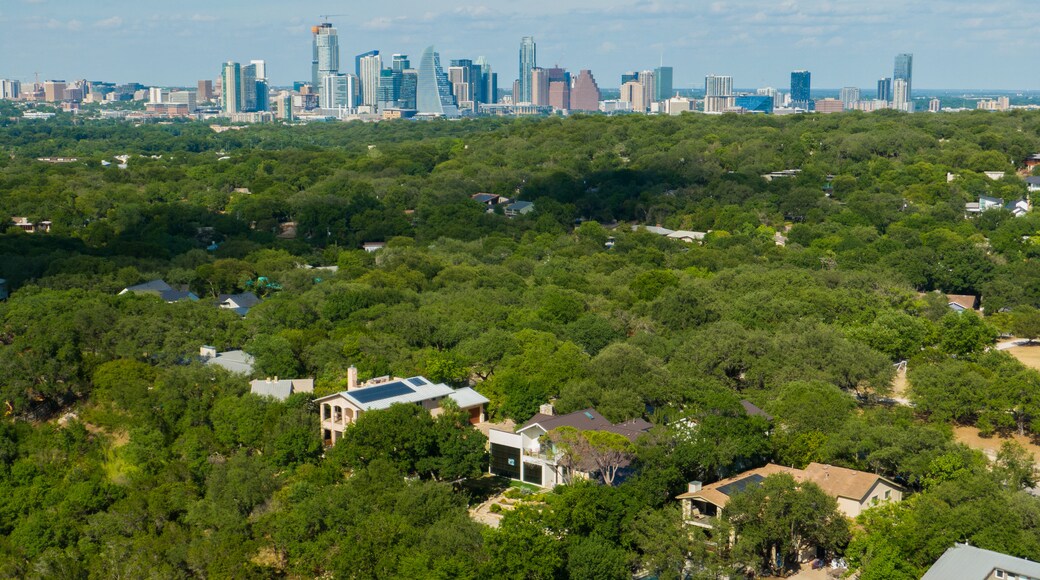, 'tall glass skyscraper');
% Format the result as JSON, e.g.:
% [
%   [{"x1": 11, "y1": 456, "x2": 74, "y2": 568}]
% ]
[
  {"x1": 894, "y1": 53, "x2": 913, "y2": 102},
  {"x1": 221, "y1": 61, "x2": 241, "y2": 114},
  {"x1": 356, "y1": 51, "x2": 381, "y2": 107},
  {"x1": 312, "y1": 23, "x2": 339, "y2": 89},
  {"x1": 791, "y1": 70, "x2": 811, "y2": 110},
  {"x1": 877, "y1": 77, "x2": 892, "y2": 102},
  {"x1": 417, "y1": 46, "x2": 459, "y2": 117},
  {"x1": 518, "y1": 36, "x2": 536, "y2": 103},
  {"x1": 476, "y1": 56, "x2": 497, "y2": 105},
  {"x1": 653, "y1": 66, "x2": 673, "y2": 102}
]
